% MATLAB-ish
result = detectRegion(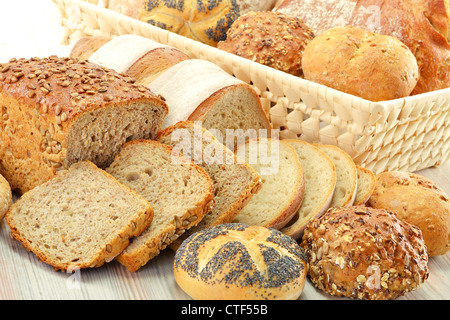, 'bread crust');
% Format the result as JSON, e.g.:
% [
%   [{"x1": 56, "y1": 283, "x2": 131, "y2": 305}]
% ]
[
  {"x1": 174, "y1": 223, "x2": 308, "y2": 300},
  {"x1": 218, "y1": 11, "x2": 315, "y2": 77},
  {"x1": 301, "y1": 206, "x2": 429, "y2": 300},
  {"x1": 0, "y1": 56, "x2": 168, "y2": 193},
  {"x1": 302, "y1": 26, "x2": 419, "y2": 101},
  {"x1": 0, "y1": 173, "x2": 12, "y2": 221},
  {"x1": 69, "y1": 36, "x2": 110, "y2": 61},
  {"x1": 368, "y1": 171, "x2": 450, "y2": 256}
]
